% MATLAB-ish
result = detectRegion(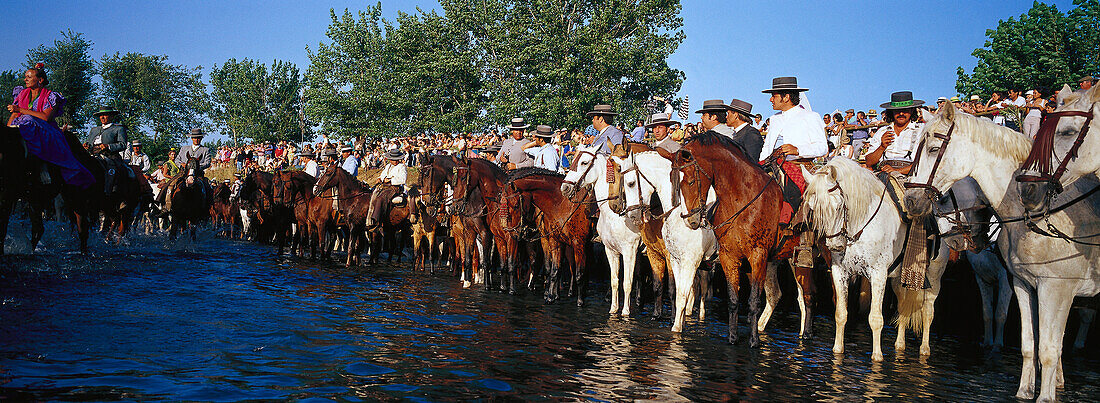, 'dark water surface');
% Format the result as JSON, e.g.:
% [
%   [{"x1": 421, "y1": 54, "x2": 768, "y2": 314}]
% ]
[{"x1": 1, "y1": 226, "x2": 1098, "y2": 401}]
